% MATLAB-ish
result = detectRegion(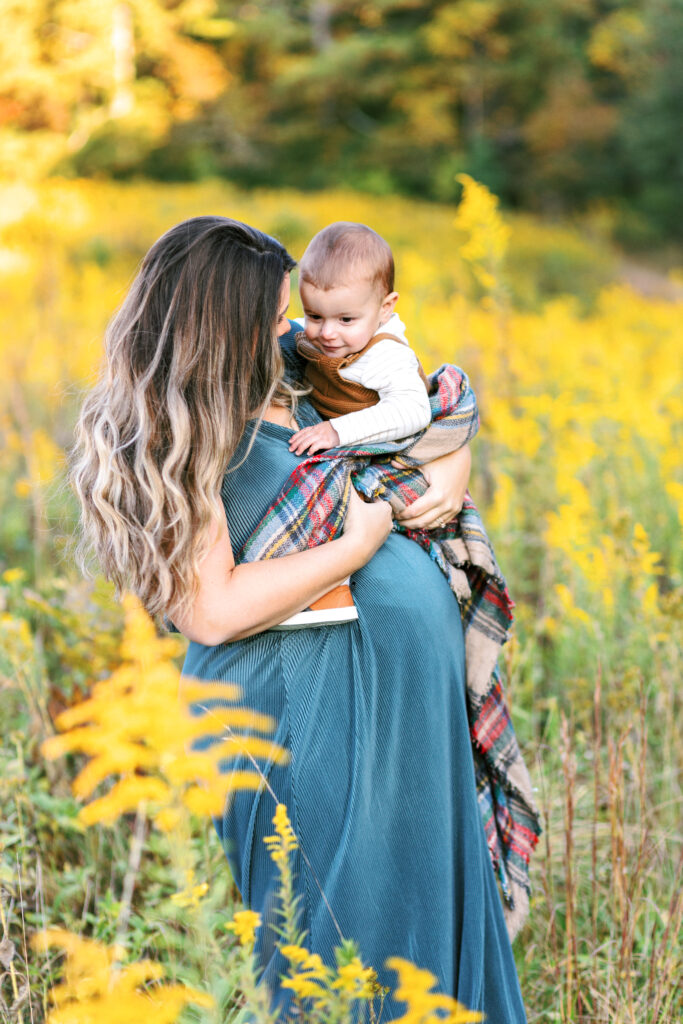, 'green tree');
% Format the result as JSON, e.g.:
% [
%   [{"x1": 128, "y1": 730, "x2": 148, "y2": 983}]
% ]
[
  {"x1": 2, "y1": 0, "x2": 679, "y2": 238},
  {"x1": 212, "y1": 0, "x2": 625, "y2": 209},
  {"x1": 614, "y1": 0, "x2": 683, "y2": 240}
]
